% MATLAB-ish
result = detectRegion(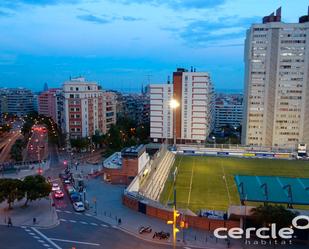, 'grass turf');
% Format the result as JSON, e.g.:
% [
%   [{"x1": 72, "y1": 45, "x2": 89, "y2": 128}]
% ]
[{"x1": 159, "y1": 155, "x2": 309, "y2": 213}]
